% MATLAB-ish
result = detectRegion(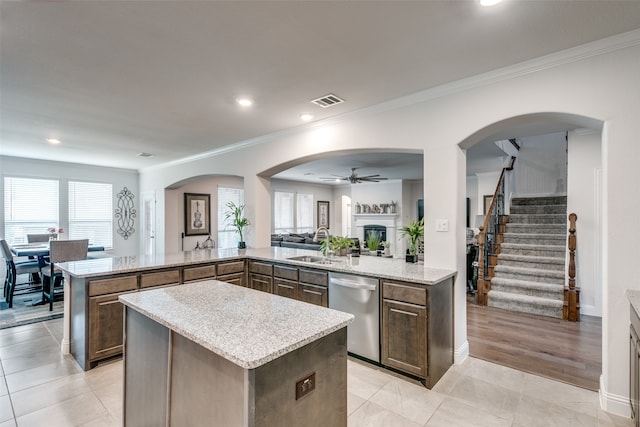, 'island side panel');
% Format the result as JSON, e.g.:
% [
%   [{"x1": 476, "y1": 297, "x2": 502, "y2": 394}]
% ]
[
  {"x1": 123, "y1": 307, "x2": 170, "y2": 427},
  {"x1": 253, "y1": 328, "x2": 348, "y2": 427},
  {"x1": 427, "y1": 277, "x2": 454, "y2": 388},
  {"x1": 170, "y1": 332, "x2": 248, "y2": 426},
  {"x1": 70, "y1": 276, "x2": 88, "y2": 370}
]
